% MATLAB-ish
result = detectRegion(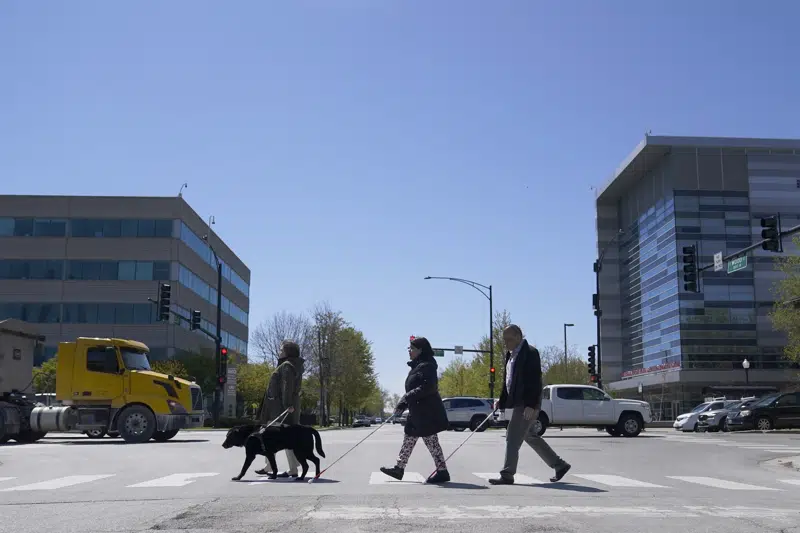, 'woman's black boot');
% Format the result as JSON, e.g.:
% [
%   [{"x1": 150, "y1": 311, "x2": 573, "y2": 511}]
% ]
[
  {"x1": 426, "y1": 469, "x2": 450, "y2": 484},
  {"x1": 380, "y1": 466, "x2": 404, "y2": 480}
]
